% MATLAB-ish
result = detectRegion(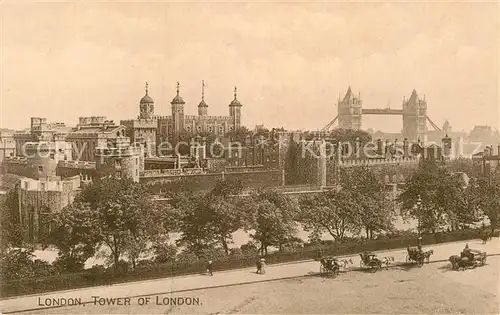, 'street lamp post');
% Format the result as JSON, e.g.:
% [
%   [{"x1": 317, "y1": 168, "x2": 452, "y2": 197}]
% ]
[{"x1": 416, "y1": 194, "x2": 422, "y2": 235}]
